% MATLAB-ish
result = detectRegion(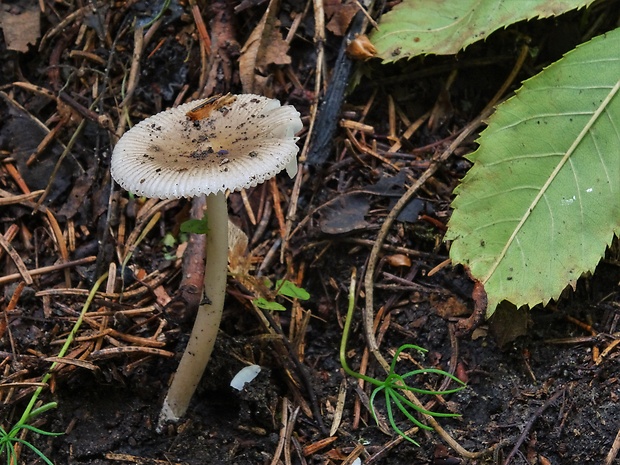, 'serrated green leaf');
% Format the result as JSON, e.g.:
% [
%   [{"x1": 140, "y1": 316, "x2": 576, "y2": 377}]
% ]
[
  {"x1": 446, "y1": 28, "x2": 620, "y2": 316},
  {"x1": 253, "y1": 298, "x2": 287, "y2": 311},
  {"x1": 370, "y1": 0, "x2": 594, "y2": 62},
  {"x1": 275, "y1": 279, "x2": 310, "y2": 300}
]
